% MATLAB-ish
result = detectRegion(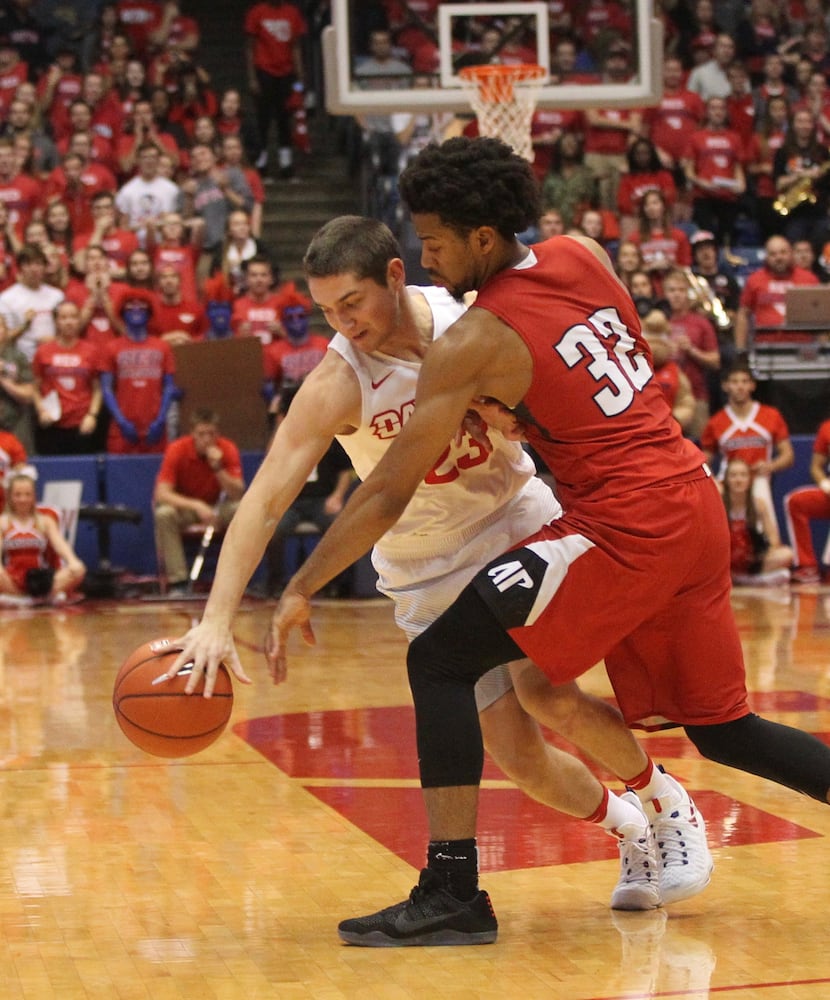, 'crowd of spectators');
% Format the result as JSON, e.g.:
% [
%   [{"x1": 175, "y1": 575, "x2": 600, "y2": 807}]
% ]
[
  {"x1": 6, "y1": 1, "x2": 830, "y2": 590},
  {"x1": 346, "y1": 2, "x2": 830, "y2": 444},
  {"x1": 0, "y1": 0, "x2": 323, "y2": 469}
]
